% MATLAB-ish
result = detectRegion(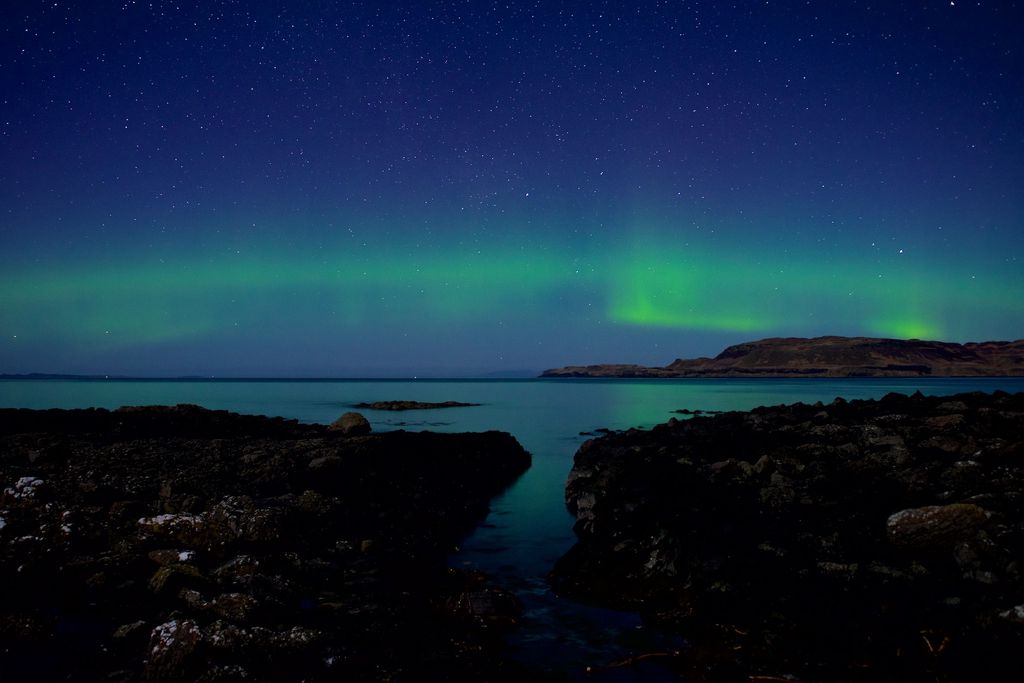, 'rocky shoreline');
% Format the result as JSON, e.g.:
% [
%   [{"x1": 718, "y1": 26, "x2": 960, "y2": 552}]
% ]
[
  {"x1": 0, "y1": 405, "x2": 531, "y2": 681},
  {"x1": 551, "y1": 390, "x2": 1024, "y2": 681}
]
